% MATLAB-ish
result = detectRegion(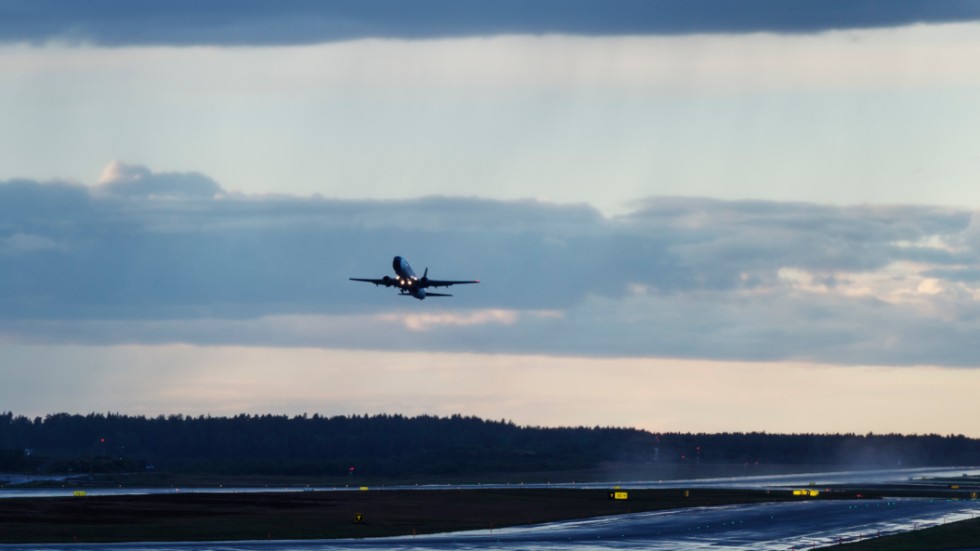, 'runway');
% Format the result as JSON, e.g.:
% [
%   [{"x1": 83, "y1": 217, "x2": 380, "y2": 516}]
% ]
[
  {"x1": 1, "y1": 497, "x2": 977, "y2": 550},
  {"x1": 2, "y1": 467, "x2": 978, "y2": 550},
  {"x1": 395, "y1": 498, "x2": 980, "y2": 550},
  {"x1": 3, "y1": 465, "x2": 979, "y2": 499}
]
